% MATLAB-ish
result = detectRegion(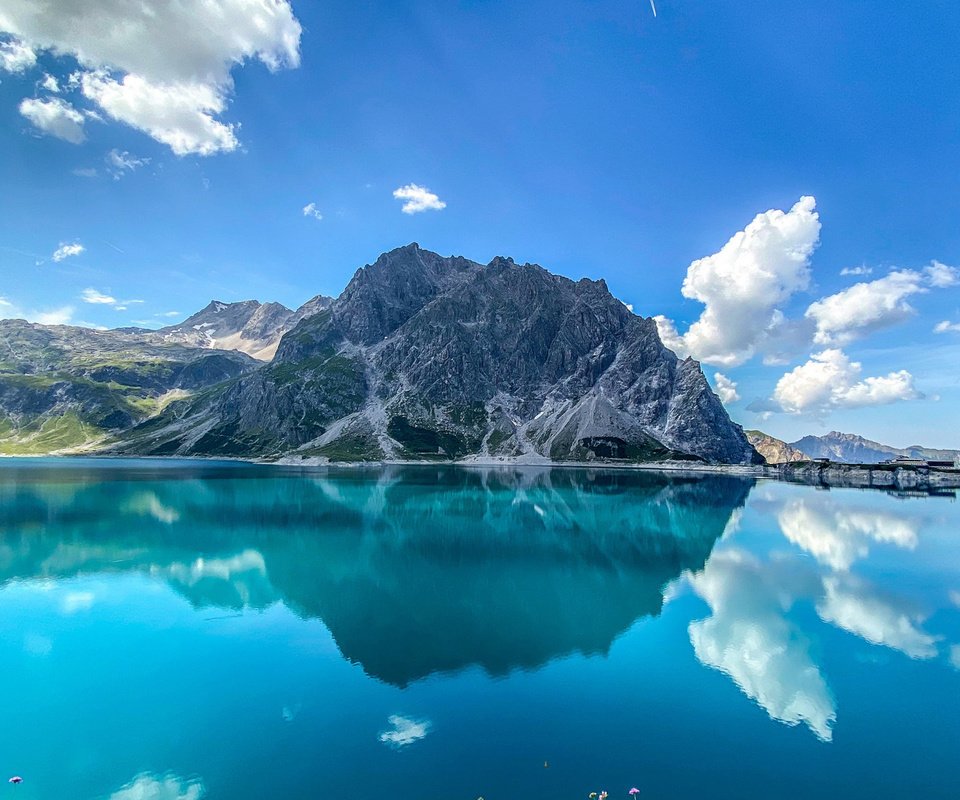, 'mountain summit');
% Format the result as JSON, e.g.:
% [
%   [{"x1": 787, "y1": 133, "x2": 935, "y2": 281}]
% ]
[{"x1": 119, "y1": 245, "x2": 760, "y2": 464}]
